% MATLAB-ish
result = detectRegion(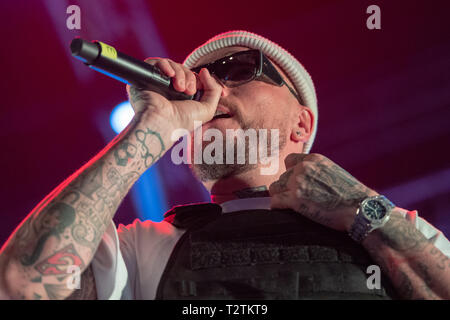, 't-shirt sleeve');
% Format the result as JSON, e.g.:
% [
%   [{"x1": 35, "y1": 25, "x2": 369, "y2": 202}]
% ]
[
  {"x1": 90, "y1": 220, "x2": 129, "y2": 300},
  {"x1": 90, "y1": 217, "x2": 184, "y2": 300}
]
